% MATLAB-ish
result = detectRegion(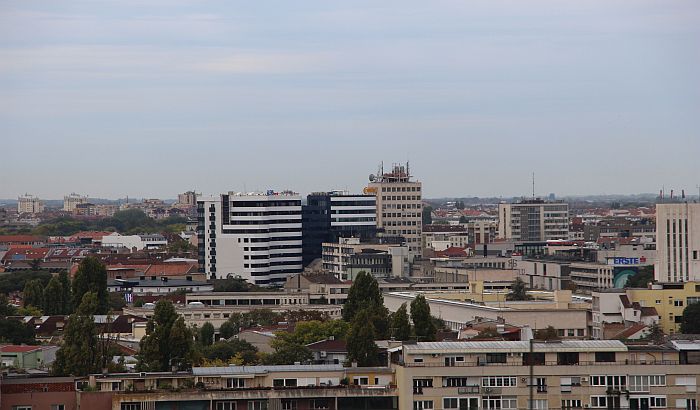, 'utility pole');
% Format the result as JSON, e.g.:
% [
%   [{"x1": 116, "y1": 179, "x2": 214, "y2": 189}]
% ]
[{"x1": 529, "y1": 338, "x2": 534, "y2": 410}]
